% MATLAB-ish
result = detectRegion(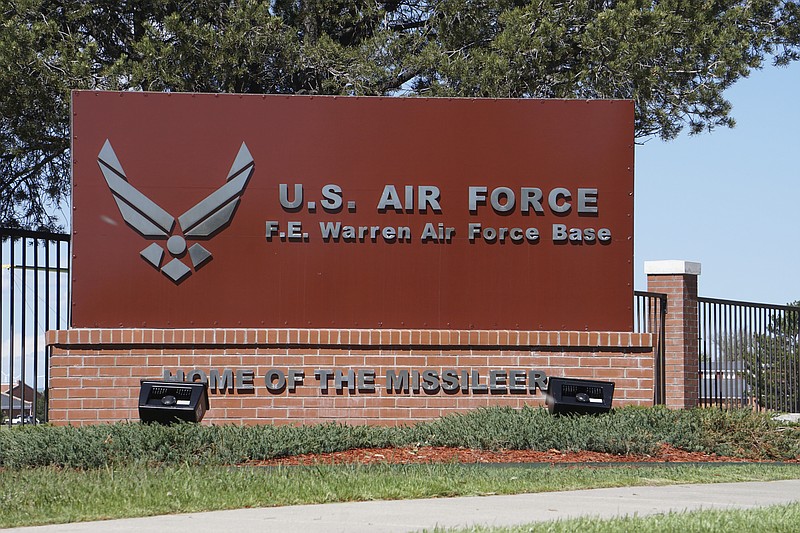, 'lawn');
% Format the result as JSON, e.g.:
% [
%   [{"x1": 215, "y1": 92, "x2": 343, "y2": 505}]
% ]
[{"x1": 1, "y1": 463, "x2": 799, "y2": 527}]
